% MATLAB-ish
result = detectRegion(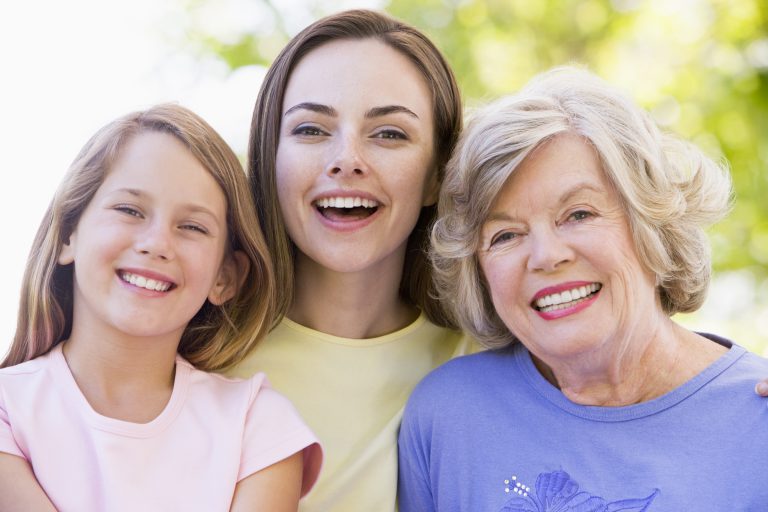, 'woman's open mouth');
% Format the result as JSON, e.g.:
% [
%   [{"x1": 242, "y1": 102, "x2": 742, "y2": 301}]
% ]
[
  {"x1": 533, "y1": 283, "x2": 602, "y2": 313},
  {"x1": 314, "y1": 196, "x2": 380, "y2": 221}
]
